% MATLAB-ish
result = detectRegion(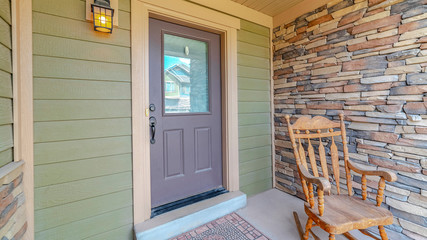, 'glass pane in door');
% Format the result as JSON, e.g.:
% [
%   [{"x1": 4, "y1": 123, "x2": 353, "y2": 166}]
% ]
[{"x1": 163, "y1": 34, "x2": 209, "y2": 113}]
